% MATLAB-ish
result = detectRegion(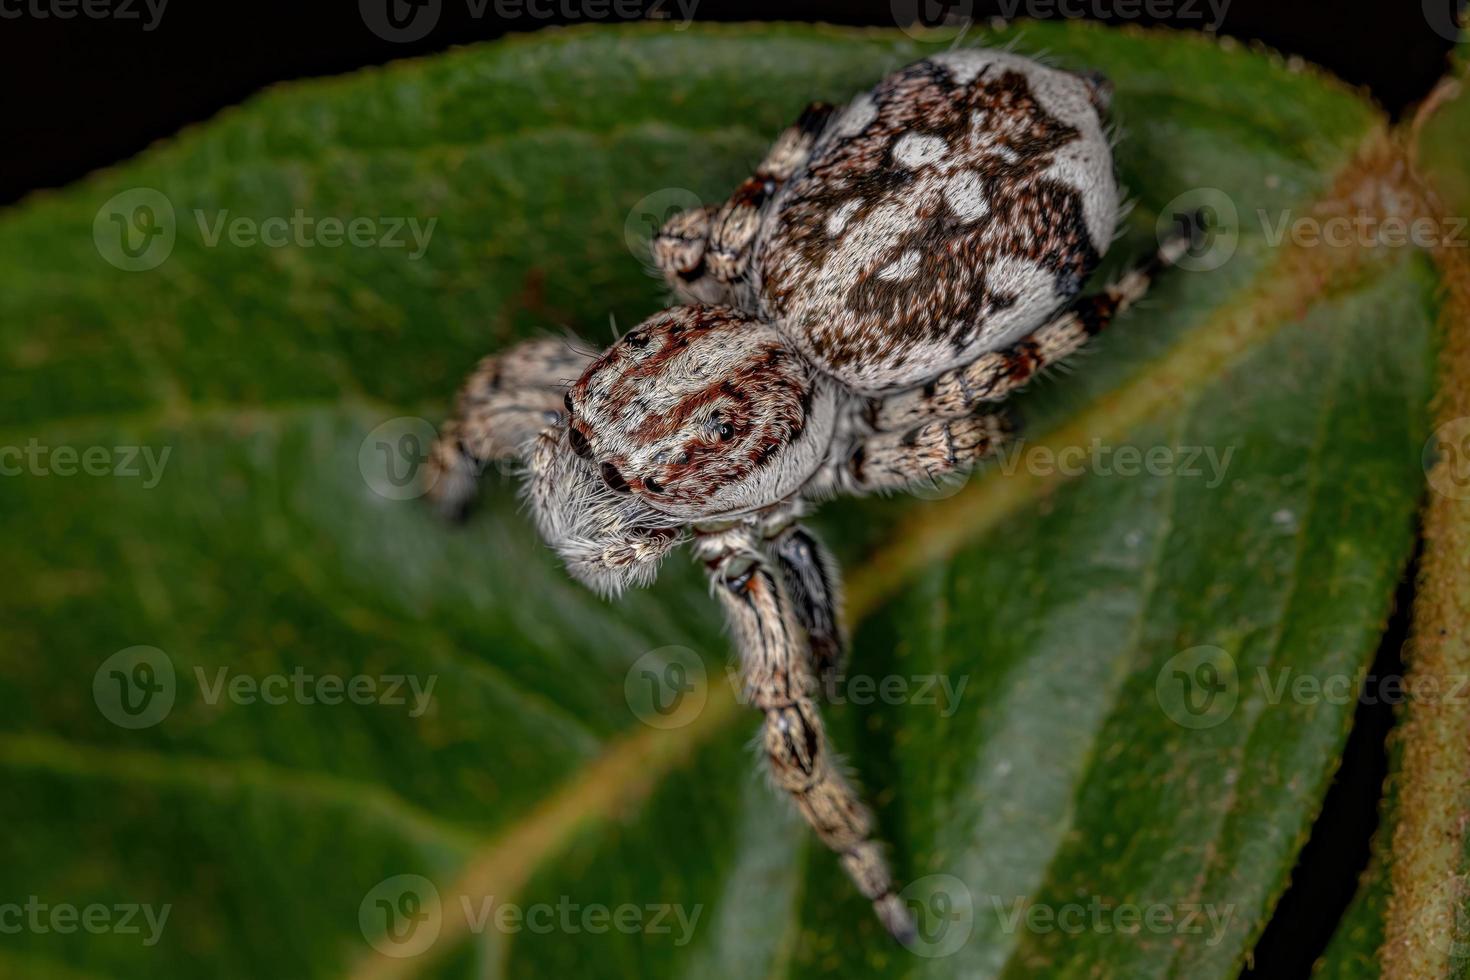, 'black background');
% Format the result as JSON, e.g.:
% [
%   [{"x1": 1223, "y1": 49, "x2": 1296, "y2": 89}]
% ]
[
  {"x1": 1, "y1": 2, "x2": 1459, "y2": 977},
  {"x1": 0, "y1": 0, "x2": 1461, "y2": 207}
]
